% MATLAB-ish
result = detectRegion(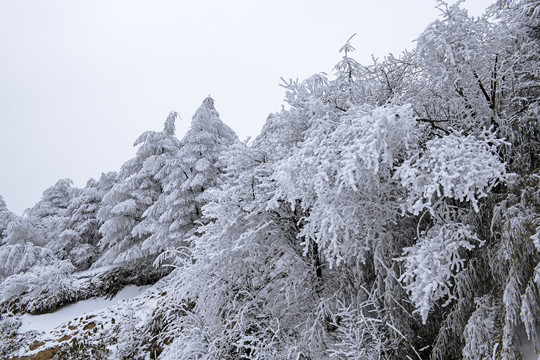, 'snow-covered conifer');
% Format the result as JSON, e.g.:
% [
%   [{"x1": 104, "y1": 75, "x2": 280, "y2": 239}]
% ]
[
  {"x1": 96, "y1": 112, "x2": 180, "y2": 266},
  {"x1": 139, "y1": 97, "x2": 237, "y2": 258},
  {"x1": 26, "y1": 178, "x2": 79, "y2": 241},
  {"x1": 46, "y1": 172, "x2": 117, "y2": 269},
  {"x1": 0, "y1": 196, "x2": 18, "y2": 245},
  {"x1": 0, "y1": 242, "x2": 56, "y2": 279}
]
